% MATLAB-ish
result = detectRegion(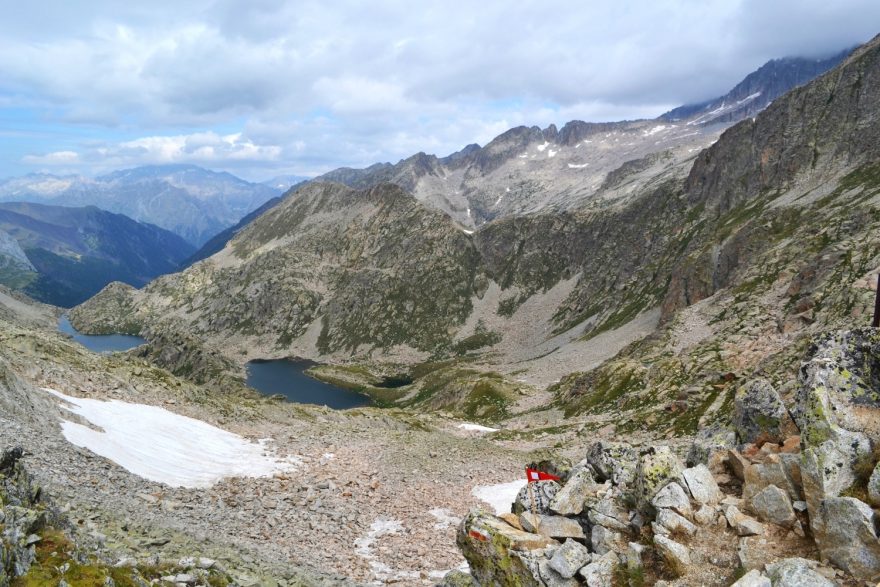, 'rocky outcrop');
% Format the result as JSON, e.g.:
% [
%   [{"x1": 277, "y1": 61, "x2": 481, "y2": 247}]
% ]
[{"x1": 733, "y1": 379, "x2": 798, "y2": 444}]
